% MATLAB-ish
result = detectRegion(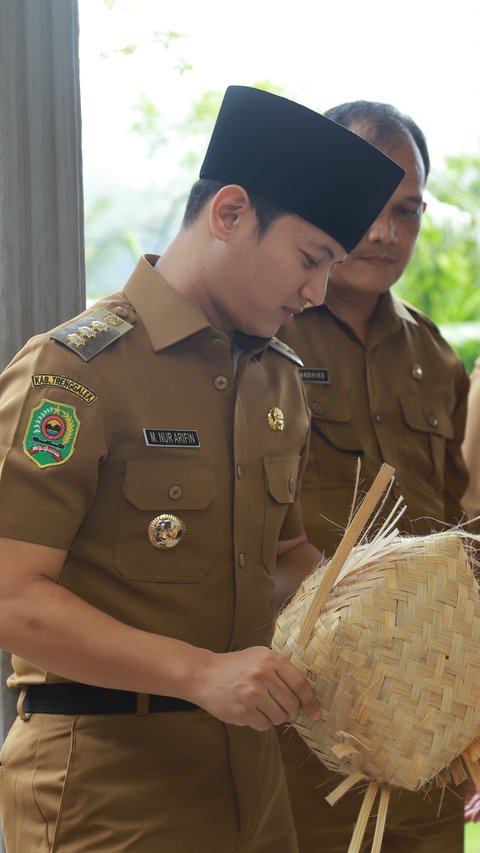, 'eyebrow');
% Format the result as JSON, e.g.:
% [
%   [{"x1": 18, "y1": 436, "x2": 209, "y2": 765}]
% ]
[
  {"x1": 398, "y1": 194, "x2": 424, "y2": 205},
  {"x1": 307, "y1": 241, "x2": 343, "y2": 262}
]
